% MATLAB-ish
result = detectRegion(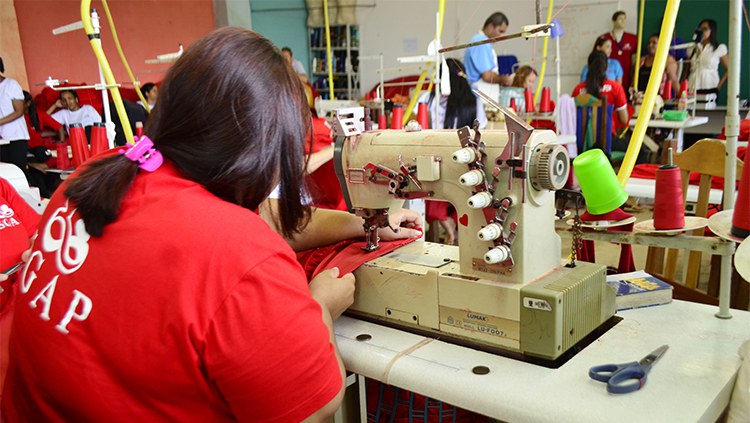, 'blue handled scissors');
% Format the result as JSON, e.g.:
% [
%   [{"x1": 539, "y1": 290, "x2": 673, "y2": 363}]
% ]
[{"x1": 588, "y1": 345, "x2": 669, "y2": 394}]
